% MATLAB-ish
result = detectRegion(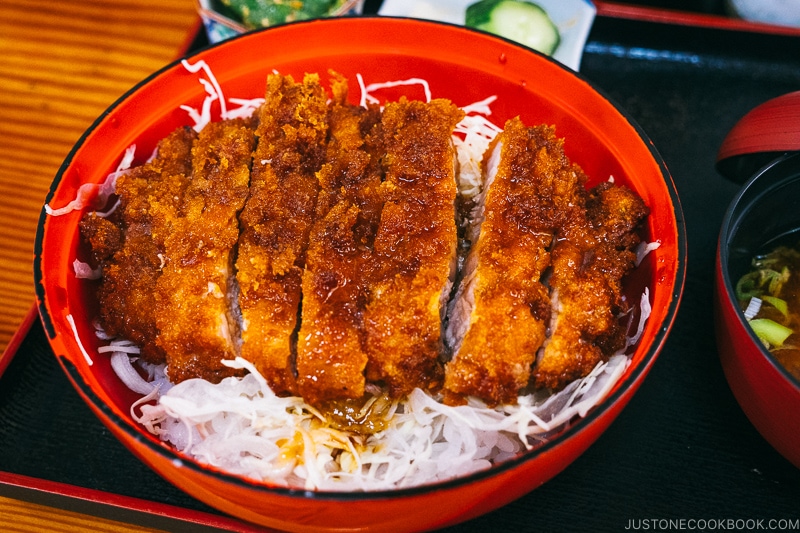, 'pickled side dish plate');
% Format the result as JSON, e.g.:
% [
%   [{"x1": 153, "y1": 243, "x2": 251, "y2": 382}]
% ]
[
  {"x1": 35, "y1": 16, "x2": 685, "y2": 533},
  {"x1": 197, "y1": 0, "x2": 366, "y2": 42},
  {"x1": 378, "y1": 0, "x2": 596, "y2": 71}
]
